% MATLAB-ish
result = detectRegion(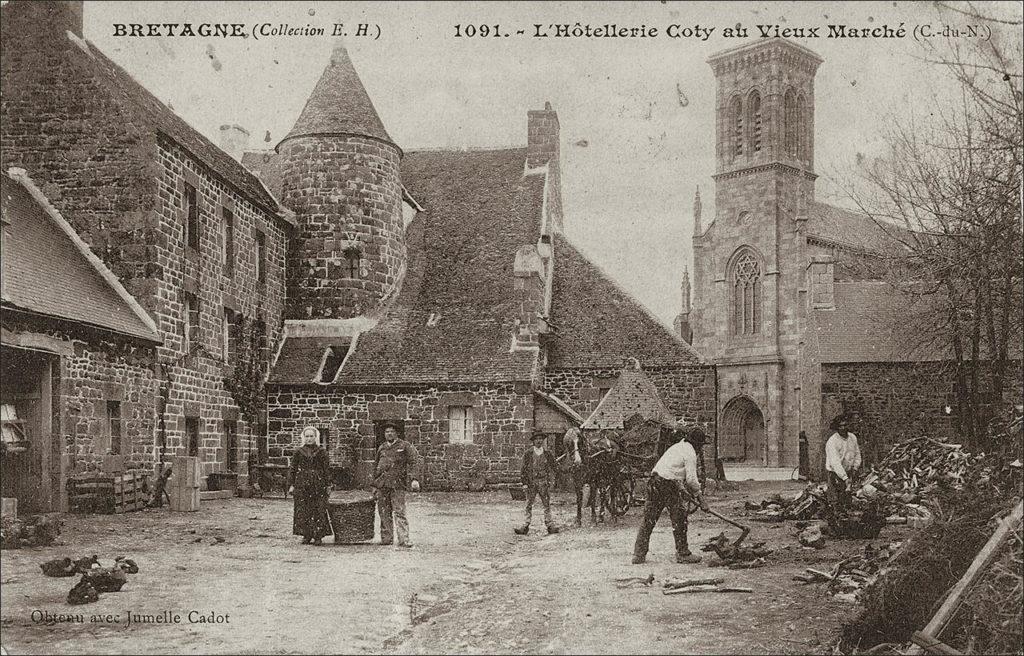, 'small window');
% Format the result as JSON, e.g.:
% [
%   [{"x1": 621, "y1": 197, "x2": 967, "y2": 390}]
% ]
[
  {"x1": 748, "y1": 91, "x2": 762, "y2": 153},
  {"x1": 730, "y1": 96, "x2": 744, "y2": 159},
  {"x1": 185, "y1": 416, "x2": 200, "y2": 457},
  {"x1": 343, "y1": 247, "x2": 360, "y2": 279},
  {"x1": 184, "y1": 292, "x2": 200, "y2": 354},
  {"x1": 224, "y1": 420, "x2": 237, "y2": 472},
  {"x1": 255, "y1": 230, "x2": 267, "y2": 284},
  {"x1": 448, "y1": 406, "x2": 473, "y2": 444},
  {"x1": 184, "y1": 183, "x2": 200, "y2": 251},
  {"x1": 222, "y1": 309, "x2": 240, "y2": 363},
  {"x1": 0, "y1": 404, "x2": 27, "y2": 445},
  {"x1": 107, "y1": 401, "x2": 122, "y2": 455},
  {"x1": 222, "y1": 207, "x2": 234, "y2": 277}
]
